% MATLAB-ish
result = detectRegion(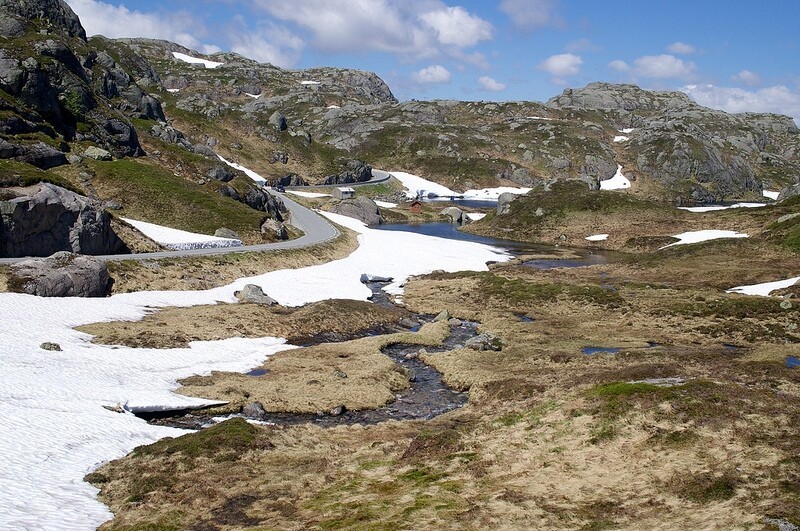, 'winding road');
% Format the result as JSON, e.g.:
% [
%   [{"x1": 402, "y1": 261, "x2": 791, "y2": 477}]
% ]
[{"x1": 0, "y1": 170, "x2": 397, "y2": 265}]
